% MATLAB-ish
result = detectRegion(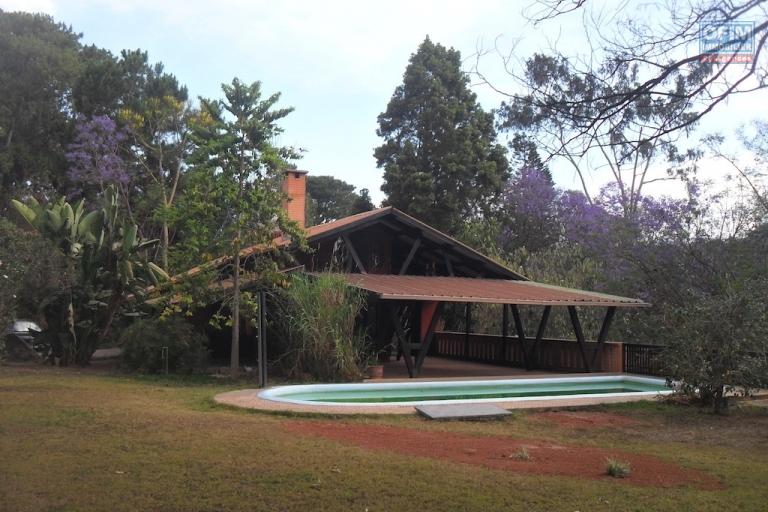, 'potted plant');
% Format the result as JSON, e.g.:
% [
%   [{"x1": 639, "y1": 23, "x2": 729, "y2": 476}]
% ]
[{"x1": 365, "y1": 353, "x2": 385, "y2": 379}]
